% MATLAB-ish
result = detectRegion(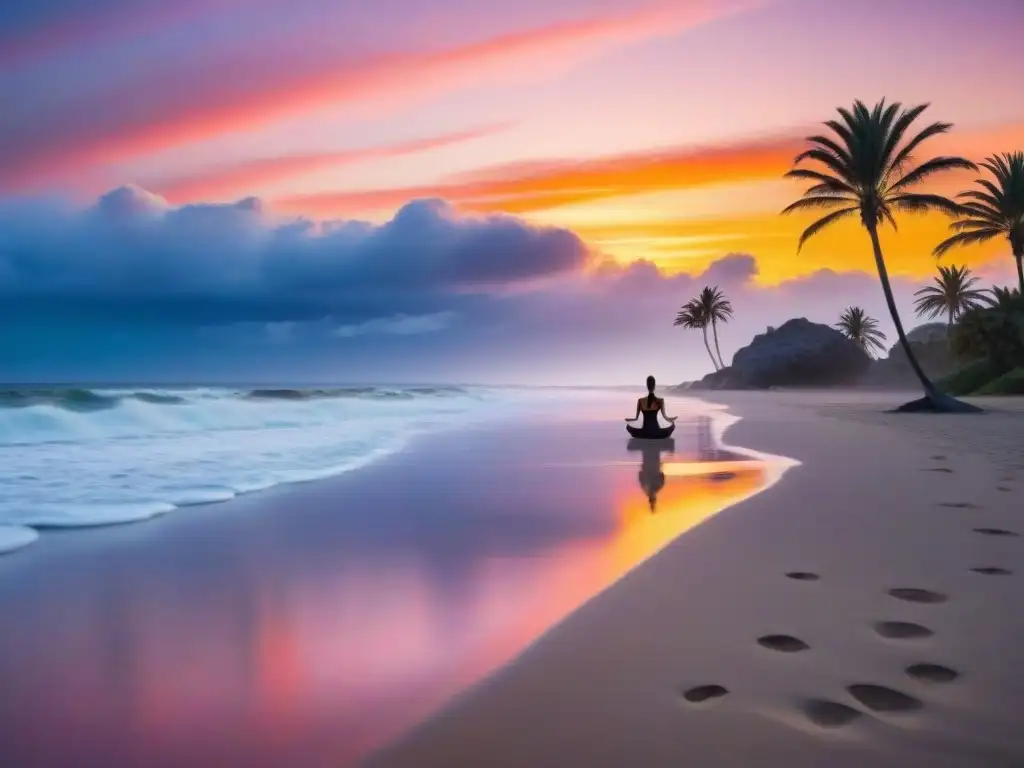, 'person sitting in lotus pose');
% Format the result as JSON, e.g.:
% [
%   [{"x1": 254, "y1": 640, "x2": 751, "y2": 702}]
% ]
[{"x1": 625, "y1": 375, "x2": 676, "y2": 439}]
